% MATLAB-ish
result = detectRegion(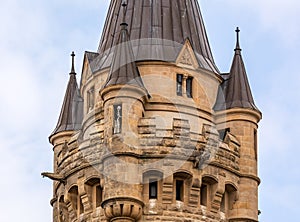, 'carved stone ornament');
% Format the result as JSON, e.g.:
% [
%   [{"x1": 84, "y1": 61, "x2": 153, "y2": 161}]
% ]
[{"x1": 178, "y1": 48, "x2": 193, "y2": 66}]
